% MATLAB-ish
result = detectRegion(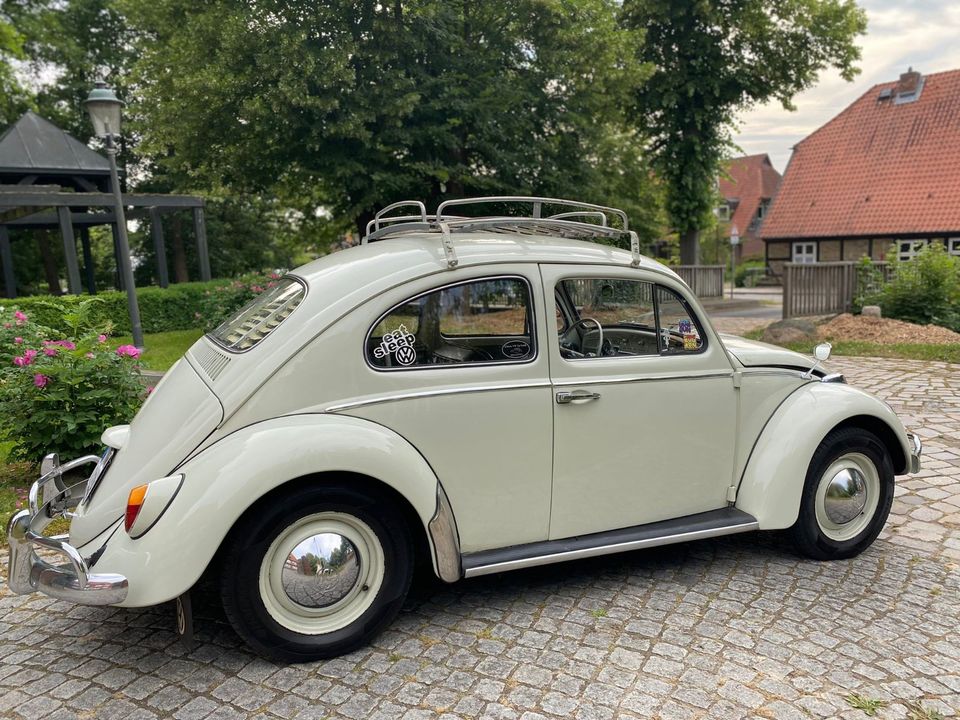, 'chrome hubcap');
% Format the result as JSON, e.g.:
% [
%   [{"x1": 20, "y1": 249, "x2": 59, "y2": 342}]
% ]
[
  {"x1": 281, "y1": 533, "x2": 361, "y2": 609},
  {"x1": 823, "y1": 468, "x2": 868, "y2": 525}
]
